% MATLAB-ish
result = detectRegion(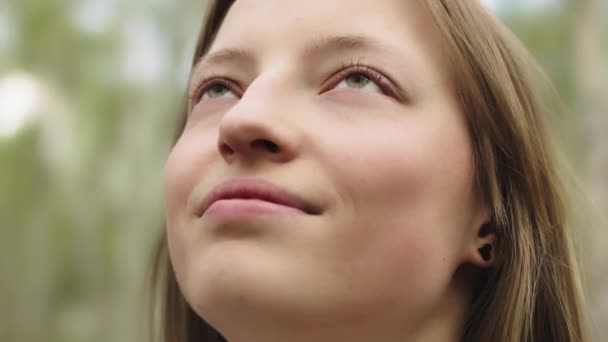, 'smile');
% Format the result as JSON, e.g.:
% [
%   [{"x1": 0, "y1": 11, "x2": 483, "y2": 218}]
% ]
[{"x1": 198, "y1": 177, "x2": 322, "y2": 220}]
